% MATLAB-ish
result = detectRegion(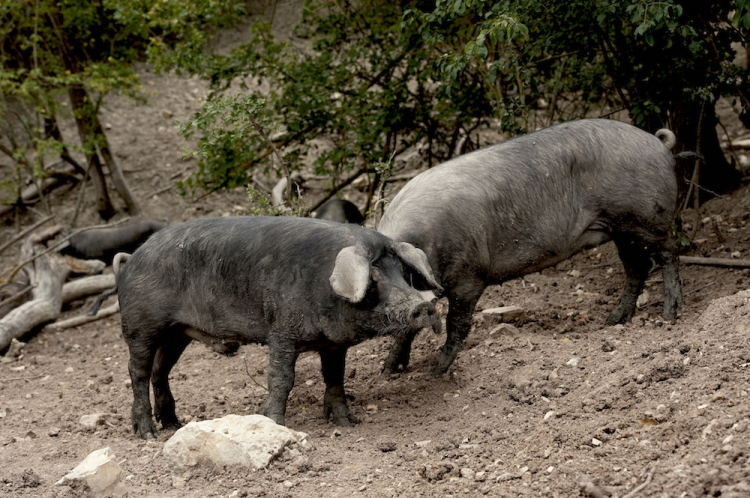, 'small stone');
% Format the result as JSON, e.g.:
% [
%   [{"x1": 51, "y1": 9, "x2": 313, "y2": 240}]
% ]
[
  {"x1": 331, "y1": 429, "x2": 341, "y2": 438},
  {"x1": 162, "y1": 109, "x2": 173, "y2": 118},
  {"x1": 636, "y1": 290, "x2": 650, "y2": 307},
  {"x1": 566, "y1": 358, "x2": 580, "y2": 367},
  {"x1": 519, "y1": 466, "x2": 529, "y2": 474},
  {"x1": 547, "y1": 466, "x2": 554, "y2": 473},
  {"x1": 474, "y1": 471, "x2": 486, "y2": 482},
  {"x1": 414, "y1": 440, "x2": 431, "y2": 447},
  {"x1": 460, "y1": 468, "x2": 475, "y2": 480},
  {"x1": 544, "y1": 411, "x2": 555, "y2": 421},
  {"x1": 49, "y1": 427, "x2": 61, "y2": 437},
  {"x1": 377, "y1": 441, "x2": 396, "y2": 452},
  {"x1": 305, "y1": 379, "x2": 315, "y2": 387},
  {"x1": 712, "y1": 392, "x2": 725, "y2": 402},
  {"x1": 568, "y1": 270, "x2": 581, "y2": 277},
  {"x1": 283, "y1": 480, "x2": 294, "y2": 488},
  {"x1": 723, "y1": 435, "x2": 734, "y2": 444},
  {"x1": 366, "y1": 404, "x2": 378, "y2": 413},
  {"x1": 591, "y1": 438, "x2": 602, "y2": 446},
  {"x1": 358, "y1": 484, "x2": 367, "y2": 492},
  {"x1": 488, "y1": 323, "x2": 519, "y2": 337},
  {"x1": 65, "y1": 367, "x2": 74, "y2": 373},
  {"x1": 56, "y1": 447, "x2": 126, "y2": 498},
  {"x1": 732, "y1": 251, "x2": 741, "y2": 259},
  {"x1": 80, "y1": 414, "x2": 106, "y2": 431},
  {"x1": 482, "y1": 306, "x2": 525, "y2": 324}
]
